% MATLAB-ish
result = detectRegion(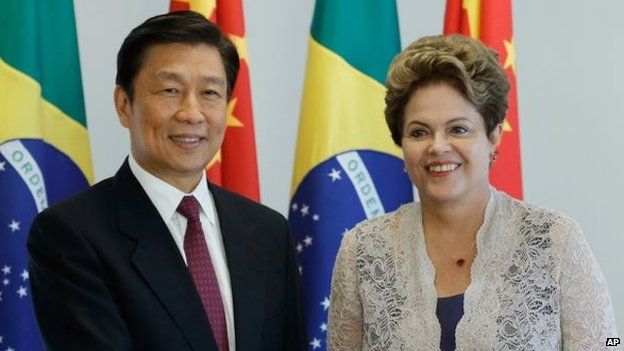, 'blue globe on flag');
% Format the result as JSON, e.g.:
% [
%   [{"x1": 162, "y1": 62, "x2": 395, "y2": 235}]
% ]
[
  {"x1": 289, "y1": 150, "x2": 413, "y2": 350},
  {"x1": 0, "y1": 139, "x2": 89, "y2": 350}
]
